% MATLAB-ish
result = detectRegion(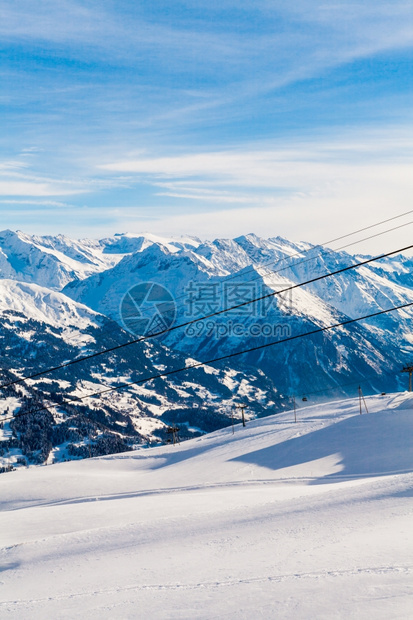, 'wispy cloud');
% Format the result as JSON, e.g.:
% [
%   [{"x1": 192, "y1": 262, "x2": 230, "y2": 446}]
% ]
[
  {"x1": 97, "y1": 127, "x2": 413, "y2": 250},
  {"x1": 155, "y1": 185, "x2": 252, "y2": 204},
  {"x1": 0, "y1": 160, "x2": 89, "y2": 197},
  {"x1": 1, "y1": 1, "x2": 412, "y2": 242},
  {"x1": 2, "y1": 1, "x2": 412, "y2": 87},
  {"x1": 100, "y1": 127, "x2": 413, "y2": 193},
  {"x1": 0, "y1": 153, "x2": 132, "y2": 199},
  {"x1": 0, "y1": 199, "x2": 72, "y2": 207},
  {"x1": 0, "y1": 160, "x2": 30, "y2": 172},
  {"x1": 0, "y1": 181, "x2": 86, "y2": 197}
]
